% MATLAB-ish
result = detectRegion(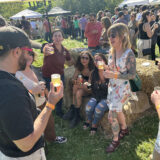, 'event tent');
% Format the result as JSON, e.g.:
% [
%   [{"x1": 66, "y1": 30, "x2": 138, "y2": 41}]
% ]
[
  {"x1": 149, "y1": 0, "x2": 160, "y2": 5},
  {"x1": 47, "y1": 7, "x2": 71, "y2": 16},
  {"x1": 10, "y1": 9, "x2": 42, "y2": 20},
  {"x1": 119, "y1": 0, "x2": 149, "y2": 7}
]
